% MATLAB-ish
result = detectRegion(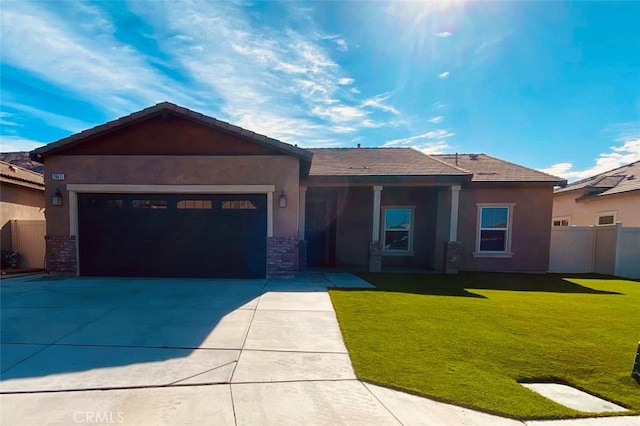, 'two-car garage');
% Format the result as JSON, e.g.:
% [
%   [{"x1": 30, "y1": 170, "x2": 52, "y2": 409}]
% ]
[
  {"x1": 77, "y1": 193, "x2": 267, "y2": 278},
  {"x1": 31, "y1": 102, "x2": 310, "y2": 278}
]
